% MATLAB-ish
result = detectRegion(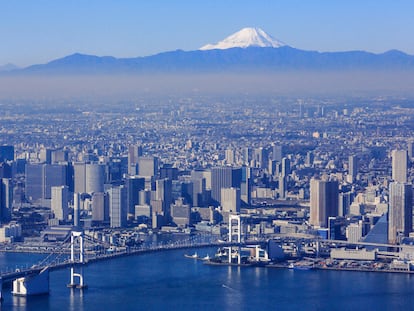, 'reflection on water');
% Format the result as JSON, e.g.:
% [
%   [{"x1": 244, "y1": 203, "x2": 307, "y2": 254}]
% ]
[
  {"x1": 12, "y1": 295, "x2": 27, "y2": 310},
  {"x1": 69, "y1": 288, "x2": 84, "y2": 311}
]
